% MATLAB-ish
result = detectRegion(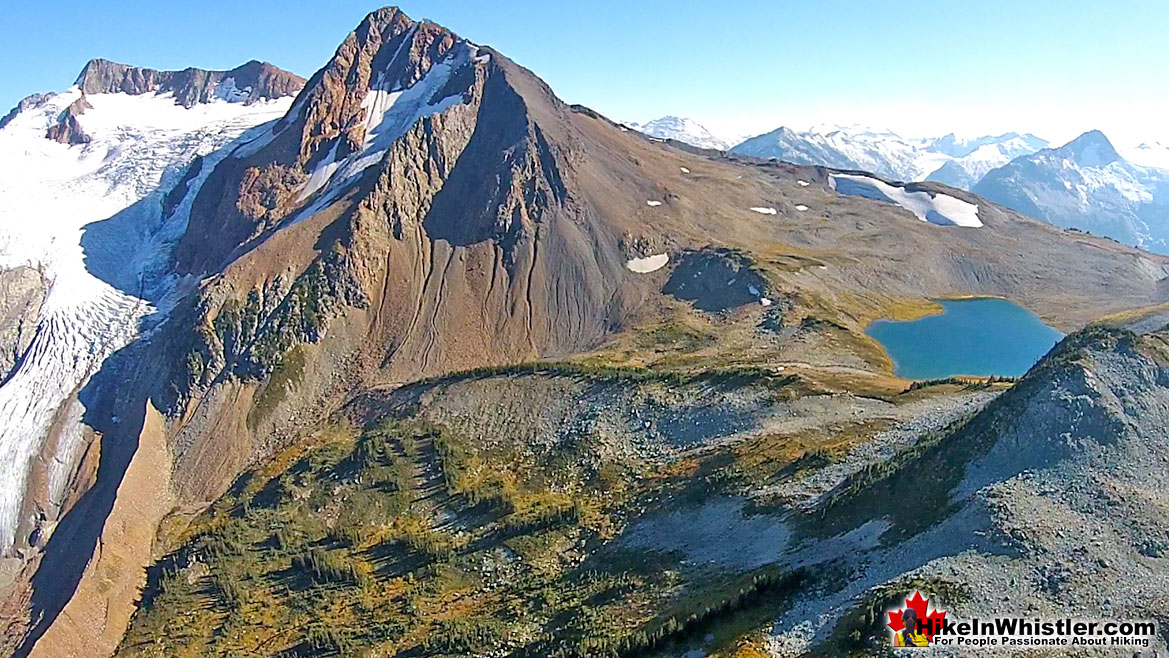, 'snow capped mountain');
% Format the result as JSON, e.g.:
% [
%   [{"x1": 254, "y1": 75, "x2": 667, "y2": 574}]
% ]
[
  {"x1": 0, "y1": 63, "x2": 301, "y2": 552},
  {"x1": 973, "y1": 130, "x2": 1169, "y2": 254},
  {"x1": 925, "y1": 133, "x2": 1049, "y2": 189},
  {"x1": 627, "y1": 116, "x2": 728, "y2": 151},
  {"x1": 730, "y1": 126, "x2": 1047, "y2": 188}
]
